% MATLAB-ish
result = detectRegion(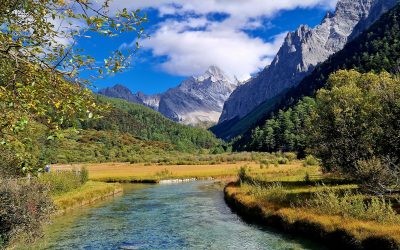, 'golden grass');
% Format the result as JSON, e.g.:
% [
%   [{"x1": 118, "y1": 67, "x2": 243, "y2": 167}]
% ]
[
  {"x1": 225, "y1": 184, "x2": 400, "y2": 246},
  {"x1": 53, "y1": 181, "x2": 122, "y2": 211},
  {"x1": 54, "y1": 160, "x2": 309, "y2": 182}
]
